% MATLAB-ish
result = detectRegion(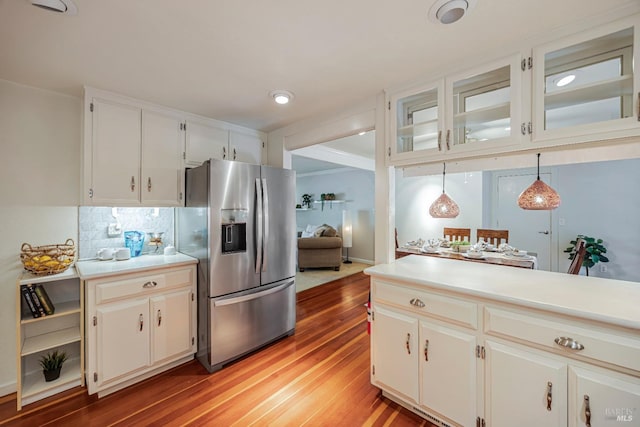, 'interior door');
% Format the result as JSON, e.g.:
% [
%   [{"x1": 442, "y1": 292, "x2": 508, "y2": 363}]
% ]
[{"x1": 496, "y1": 173, "x2": 553, "y2": 271}]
